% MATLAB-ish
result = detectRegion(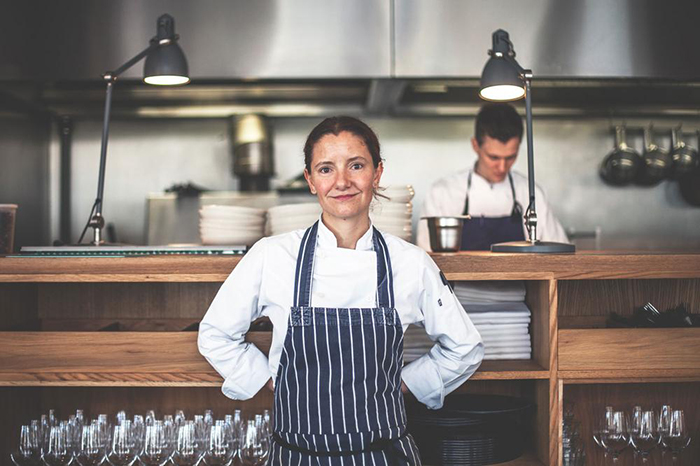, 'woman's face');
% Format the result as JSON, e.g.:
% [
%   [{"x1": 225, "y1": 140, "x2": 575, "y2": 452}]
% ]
[{"x1": 304, "y1": 131, "x2": 383, "y2": 224}]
